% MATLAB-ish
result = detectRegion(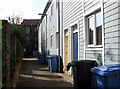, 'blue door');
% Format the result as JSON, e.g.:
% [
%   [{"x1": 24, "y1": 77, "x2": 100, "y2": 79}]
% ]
[{"x1": 73, "y1": 32, "x2": 78, "y2": 61}]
